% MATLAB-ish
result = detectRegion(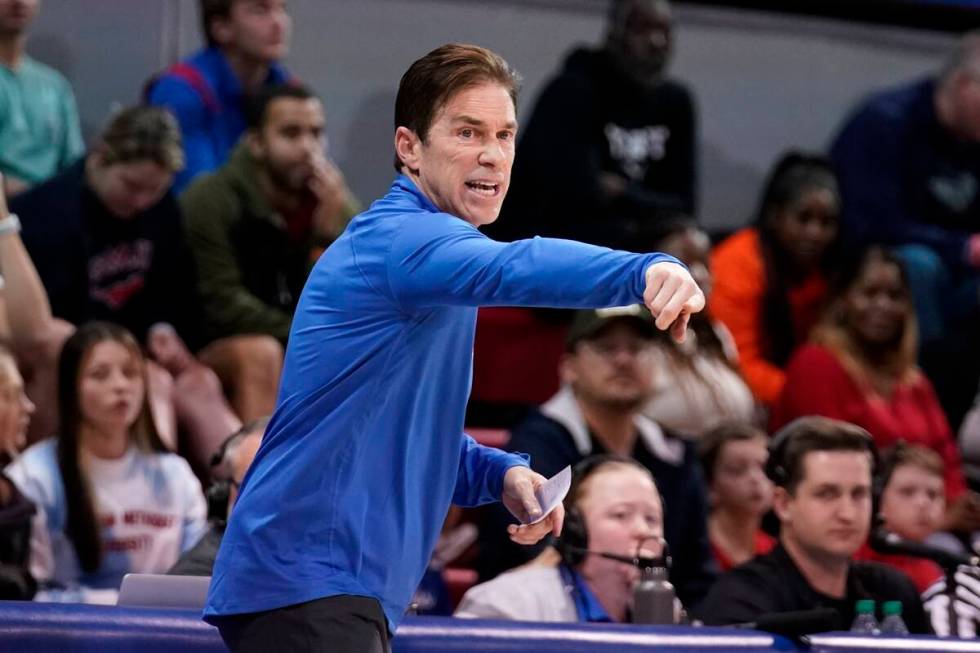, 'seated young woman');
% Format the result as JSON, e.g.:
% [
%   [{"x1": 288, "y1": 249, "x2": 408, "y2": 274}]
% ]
[
  {"x1": 710, "y1": 151, "x2": 840, "y2": 408},
  {"x1": 698, "y1": 422, "x2": 774, "y2": 572},
  {"x1": 5, "y1": 321, "x2": 206, "y2": 601},
  {"x1": 773, "y1": 246, "x2": 980, "y2": 532},
  {"x1": 643, "y1": 221, "x2": 757, "y2": 439}
]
